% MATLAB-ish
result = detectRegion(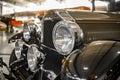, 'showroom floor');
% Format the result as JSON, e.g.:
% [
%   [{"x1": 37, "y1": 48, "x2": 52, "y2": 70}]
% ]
[
  {"x1": 0, "y1": 27, "x2": 22, "y2": 74},
  {"x1": 0, "y1": 31, "x2": 14, "y2": 74}
]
